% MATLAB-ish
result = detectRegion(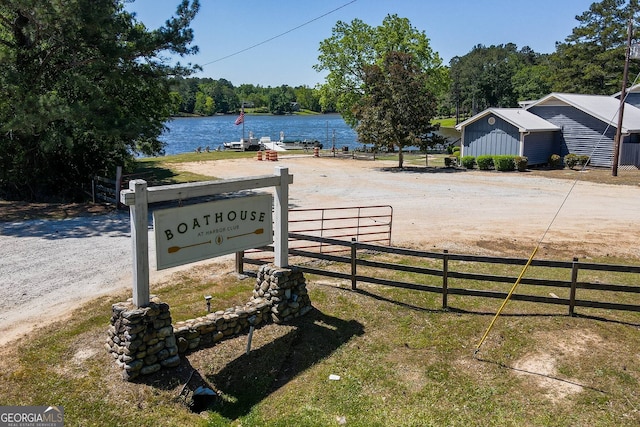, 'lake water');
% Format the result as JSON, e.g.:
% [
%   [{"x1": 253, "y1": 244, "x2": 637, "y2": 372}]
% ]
[{"x1": 158, "y1": 114, "x2": 460, "y2": 155}]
